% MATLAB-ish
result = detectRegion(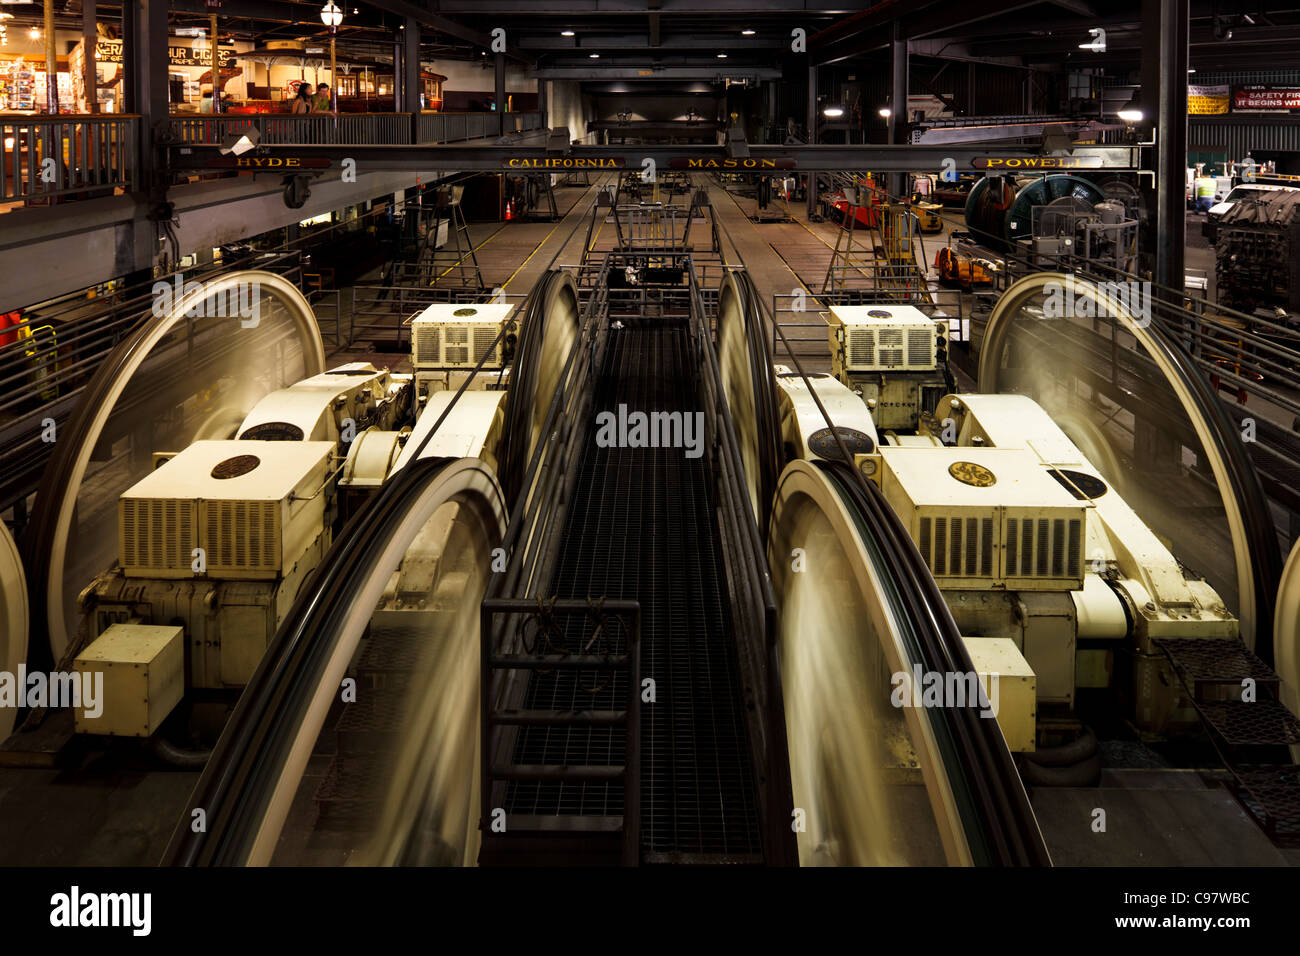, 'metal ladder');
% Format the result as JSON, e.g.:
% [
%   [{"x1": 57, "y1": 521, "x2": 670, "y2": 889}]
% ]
[
  {"x1": 1155, "y1": 637, "x2": 1300, "y2": 846},
  {"x1": 479, "y1": 597, "x2": 642, "y2": 865}
]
